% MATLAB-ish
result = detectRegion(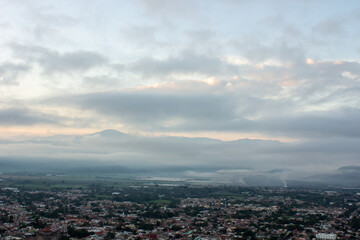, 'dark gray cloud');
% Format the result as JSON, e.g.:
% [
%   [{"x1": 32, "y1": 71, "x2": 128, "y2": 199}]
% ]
[
  {"x1": 0, "y1": 107, "x2": 59, "y2": 126},
  {"x1": 57, "y1": 91, "x2": 234, "y2": 130},
  {"x1": 164, "y1": 107, "x2": 360, "y2": 138},
  {"x1": 47, "y1": 84, "x2": 360, "y2": 138},
  {"x1": 10, "y1": 44, "x2": 107, "y2": 74},
  {"x1": 255, "y1": 108, "x2": 360, "y2": 138},
  {"x1": 0, "y1": 62, "x2": 30, "y2": 85}
]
